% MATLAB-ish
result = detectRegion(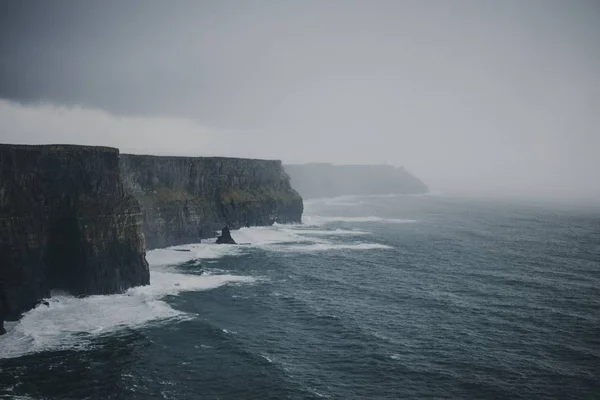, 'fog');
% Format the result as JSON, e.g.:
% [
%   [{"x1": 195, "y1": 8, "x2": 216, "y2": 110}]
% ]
[{"x1": 1, "y1": 0, "x2": 599, "y2": 200}]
